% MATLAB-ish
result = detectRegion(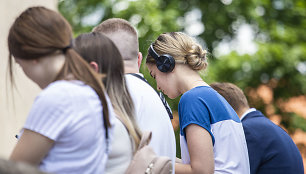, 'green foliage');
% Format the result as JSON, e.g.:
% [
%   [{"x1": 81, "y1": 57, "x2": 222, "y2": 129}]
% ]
[
  {"x1": 174, "y1": 124, "x2": 181, "y2": 158},
  {"x1": 293, "y1": 113, "x2": 306, "y2": 133}
]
